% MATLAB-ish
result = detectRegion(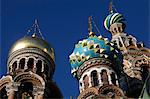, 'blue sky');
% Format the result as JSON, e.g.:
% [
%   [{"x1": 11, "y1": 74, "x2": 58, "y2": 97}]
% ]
[{"x1": 0, "y1": 0, "x2": 149, "y2": 98}]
